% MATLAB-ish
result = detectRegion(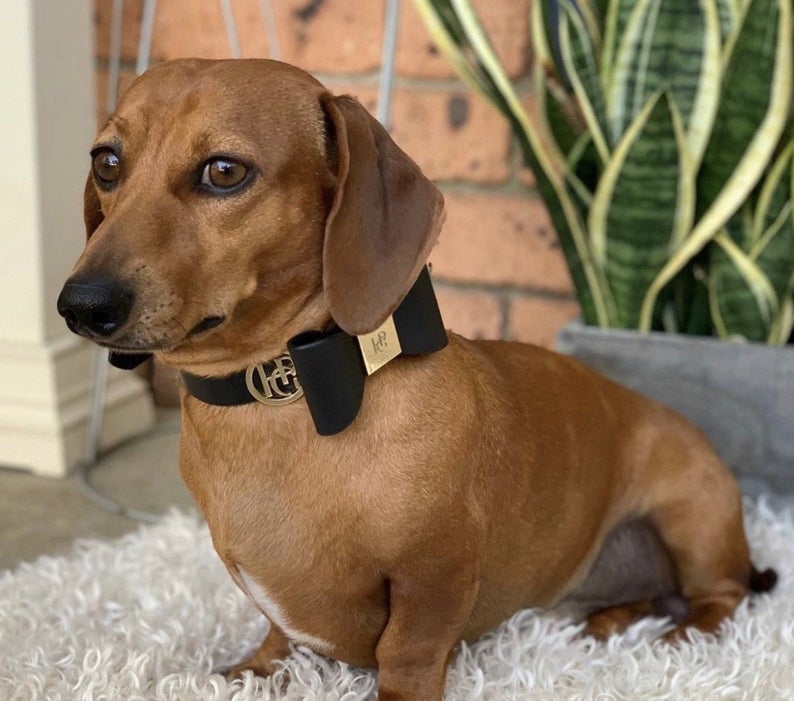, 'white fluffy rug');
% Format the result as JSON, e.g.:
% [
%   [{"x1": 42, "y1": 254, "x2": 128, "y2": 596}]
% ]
[{"x1": 1, "y1": 498, "x2": 792, "y2": 701}]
